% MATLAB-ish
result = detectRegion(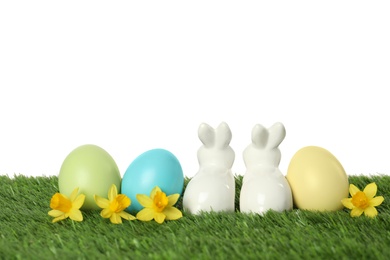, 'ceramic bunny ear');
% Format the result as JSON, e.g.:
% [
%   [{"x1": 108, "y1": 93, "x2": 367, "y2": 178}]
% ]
[
  {"x1": 215, "y1": 122, "x2": 232, "y2": 148},
  {"x1": 198, "y1": 123, "x2": 215, "y2": 148},
  {"x1": 198, "y1": 122, "x2": 232, "y2": 148},
  {"x1": 251, "y1": 124, "x2": 268, "y2": 148},
  {"x1": 252, "y1": 122, "x2": 285, "y2": 149},
  {"x1": 266, "y1": 122, "x2": 286, "y2": 149}
]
